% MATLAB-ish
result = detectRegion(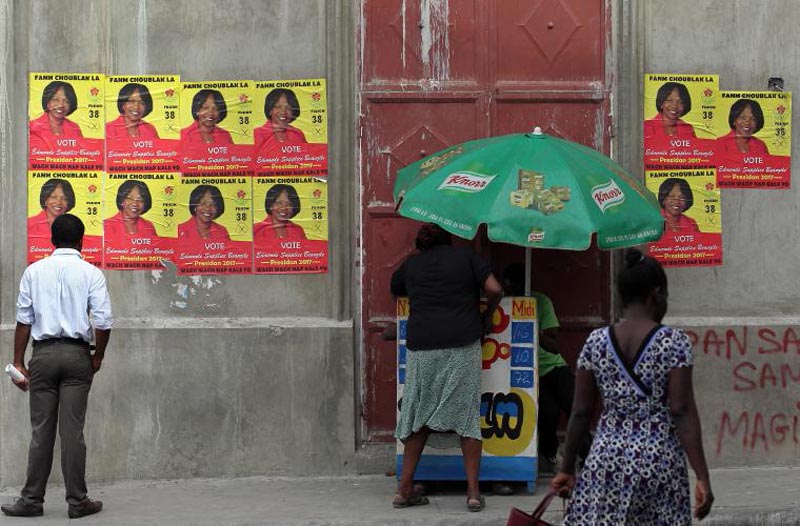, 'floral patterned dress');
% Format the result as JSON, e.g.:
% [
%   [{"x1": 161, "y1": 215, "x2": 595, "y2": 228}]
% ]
[{"x1": 564, "y1": 325, "x2": 693, "y2": 526}]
